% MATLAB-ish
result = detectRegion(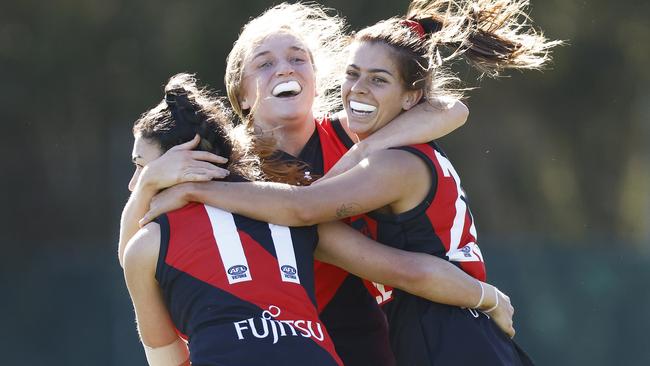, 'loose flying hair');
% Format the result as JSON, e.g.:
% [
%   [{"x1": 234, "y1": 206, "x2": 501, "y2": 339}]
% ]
[
  {"x1": 353, "y1": 0, "x2": 562, "y2": 103},
  {"x1": 133, "y1": 73, "x2": 310, "y2": 185},
  {"x1": 224, "y1": 2, "x2": 348, "y2": 123}
]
